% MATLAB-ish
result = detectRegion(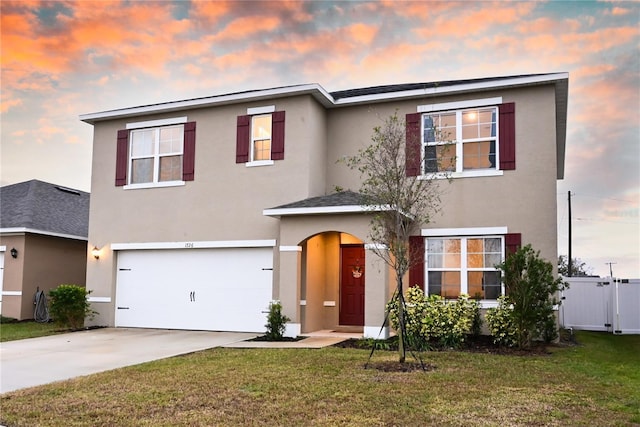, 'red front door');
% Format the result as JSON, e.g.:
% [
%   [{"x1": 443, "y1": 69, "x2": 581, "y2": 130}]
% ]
[{"x1": 339, "y1": 245, "x2": 365, "y2": 326}]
